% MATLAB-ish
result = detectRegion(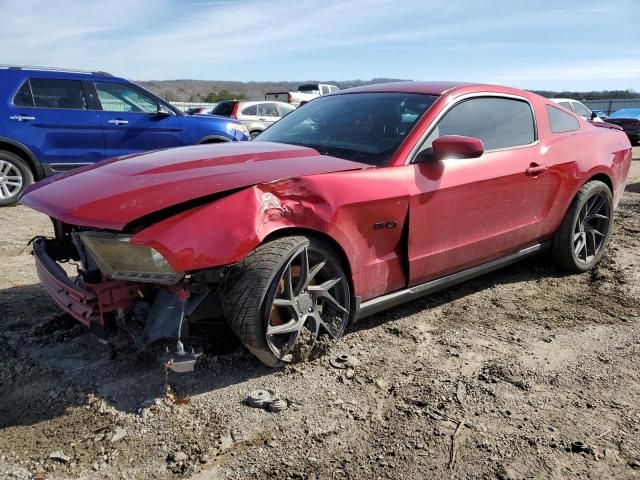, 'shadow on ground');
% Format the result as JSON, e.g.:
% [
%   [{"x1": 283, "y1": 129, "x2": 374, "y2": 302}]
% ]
[{"x1": 0, "y1": 252, "x2": 569, "y2": 431}]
